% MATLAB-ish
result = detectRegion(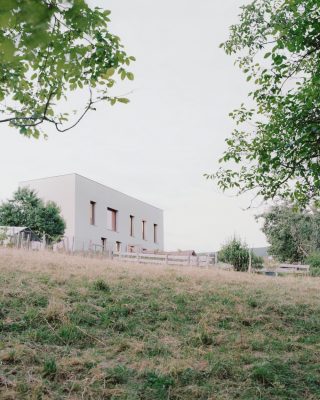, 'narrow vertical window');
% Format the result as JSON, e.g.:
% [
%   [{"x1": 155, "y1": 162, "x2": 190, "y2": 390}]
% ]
[
  {"x1": 90, "y1": 201, "x2": 96, "y2": 225},
  {"x1": 153, "y1": 224, "x2": 158, "y2": 243},
  {"x1": 101, "y1": 237, "x2": 106, "y2": 251},
  {"x1": 107, "y1": 208, "x2": 117, "y2": 231},
  {"x1": 142, "y1": 220, "x2": 146, "y2": 240},
  {"x1": 116, "y1": 241, "x2": 121, "y2": 252},
  {"x1": 130, "y1": 215, "x2": 134, "y2": 236}
]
